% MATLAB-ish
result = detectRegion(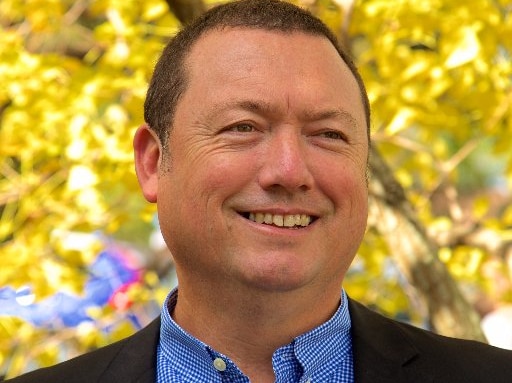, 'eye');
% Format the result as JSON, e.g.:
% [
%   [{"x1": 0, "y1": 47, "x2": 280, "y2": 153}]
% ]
[
  {"x1": 319, "y1": 130, "x2": 346, "y2": 141},
  {"x1": 228, "y1": 123, "x2": 255, "y2": 133}
]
